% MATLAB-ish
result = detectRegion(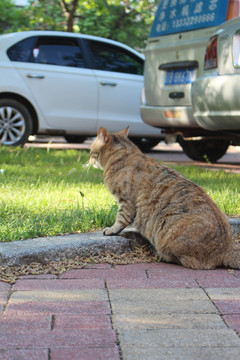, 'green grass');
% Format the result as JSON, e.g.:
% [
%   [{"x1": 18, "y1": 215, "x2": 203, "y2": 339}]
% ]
[{"x1": 0, "y1": 147, "x2": 239, "y2": 242}]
